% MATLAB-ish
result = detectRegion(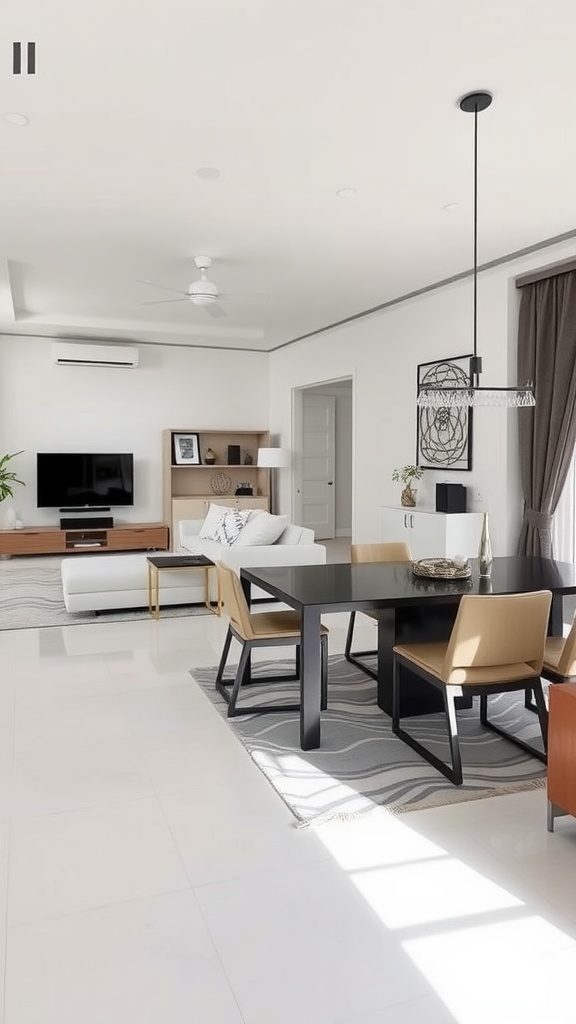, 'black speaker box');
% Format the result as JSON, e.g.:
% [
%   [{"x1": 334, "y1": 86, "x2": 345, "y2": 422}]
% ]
[
  {"x1": 435, "y1": 483, "x2": 467, "y2": 514},
  {"x1": 60, "y1": 516, "x2": 114, "y2": 529},
  {"x1": 227, "y1": 445, "x2": 241, "y2": 465}
]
